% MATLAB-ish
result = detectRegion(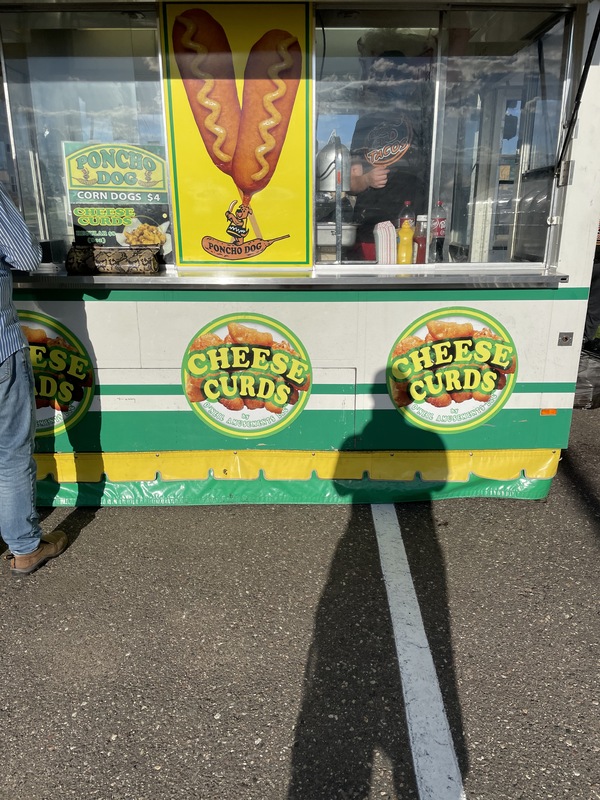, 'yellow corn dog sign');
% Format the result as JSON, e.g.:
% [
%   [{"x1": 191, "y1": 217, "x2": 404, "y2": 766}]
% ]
[{"x1": 162, "y1": 3, "x2": 311, "y2": 267}]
